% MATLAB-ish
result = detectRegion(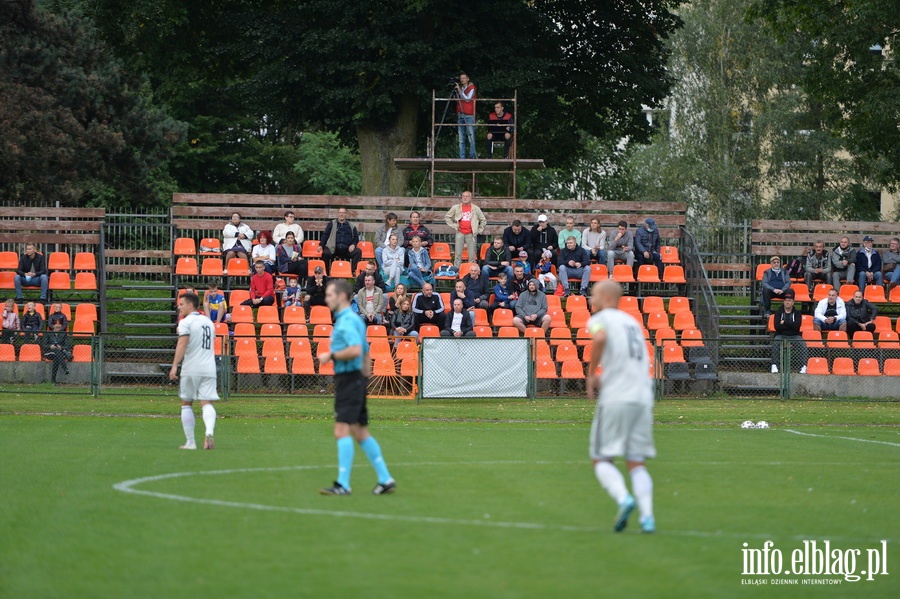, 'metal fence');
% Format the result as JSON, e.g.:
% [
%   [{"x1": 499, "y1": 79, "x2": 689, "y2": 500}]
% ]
[{"x1": 680, "y1": 227, "x2": 721, "y2": 361}]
